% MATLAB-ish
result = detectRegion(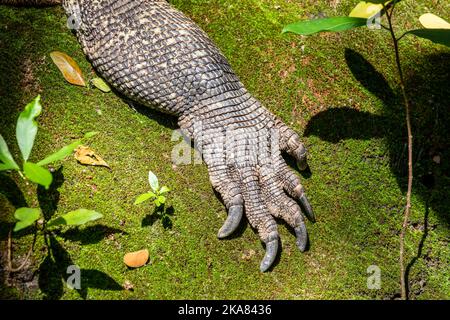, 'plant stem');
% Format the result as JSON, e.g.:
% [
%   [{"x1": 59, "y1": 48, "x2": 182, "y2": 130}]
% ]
[
  {"x1": 386, "y1": 4, "x2": 413, "y2": 300},
  {"x1": 7, "y1": 228, "x2": 37, "y2": 273}
]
